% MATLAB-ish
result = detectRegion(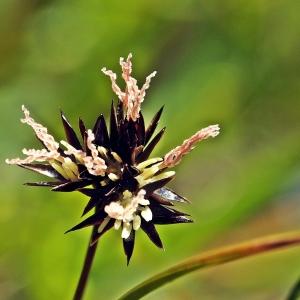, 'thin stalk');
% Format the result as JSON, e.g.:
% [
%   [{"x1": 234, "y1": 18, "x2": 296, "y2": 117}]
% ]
[
  {"x1": 73, "y1": 224, "x2": 99, "y2": 300},
  {"x1": 286, "y1": 277, "x2": 300, "y2": 300},
  {"x1": 119, "y1": 231, "x2": 300, "y2": 300}
]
